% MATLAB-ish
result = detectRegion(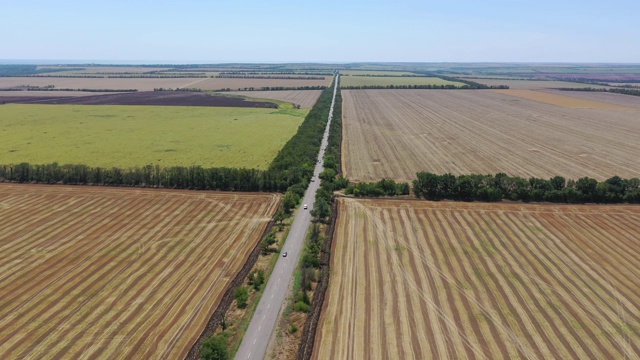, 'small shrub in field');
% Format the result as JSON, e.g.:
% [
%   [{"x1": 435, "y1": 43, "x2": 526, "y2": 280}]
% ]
[
  {"x1": 294, "y1": 301, "x2": 311, "y2": 313},
  {"x1": 234, "y1": 286, "x2": 249, "y2": 309}
]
